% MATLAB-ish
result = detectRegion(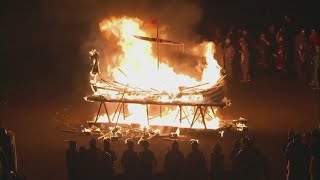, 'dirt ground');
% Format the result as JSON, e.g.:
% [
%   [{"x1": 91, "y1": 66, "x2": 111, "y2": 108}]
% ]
[{"x1": 2, "y1": 71, "x2": 320, "y2": 180}]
